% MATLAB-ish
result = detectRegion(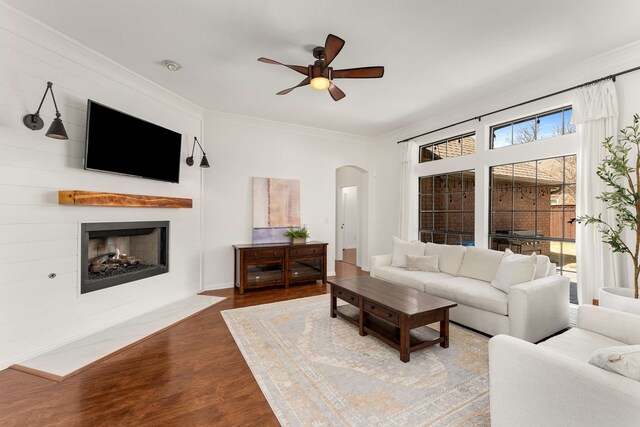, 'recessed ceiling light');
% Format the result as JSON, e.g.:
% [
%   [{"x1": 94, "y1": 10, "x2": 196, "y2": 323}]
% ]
[{"x1": 162, "y1": 60, "x2": 182, "y2": 72}]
